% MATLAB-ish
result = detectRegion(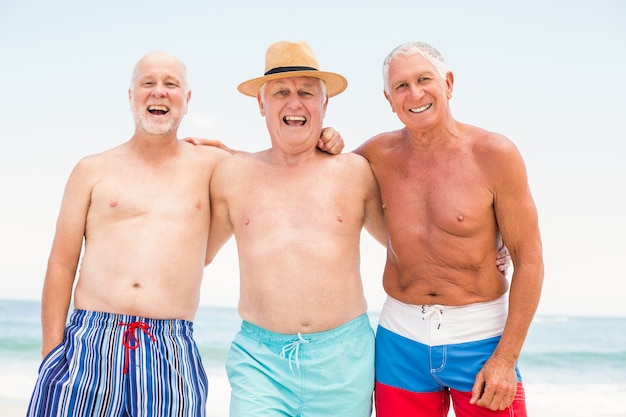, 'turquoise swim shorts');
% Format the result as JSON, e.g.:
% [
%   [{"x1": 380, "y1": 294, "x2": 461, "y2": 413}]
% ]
[{"x1": 226, "y1": 314, "x2": 374, "y2": 417}]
